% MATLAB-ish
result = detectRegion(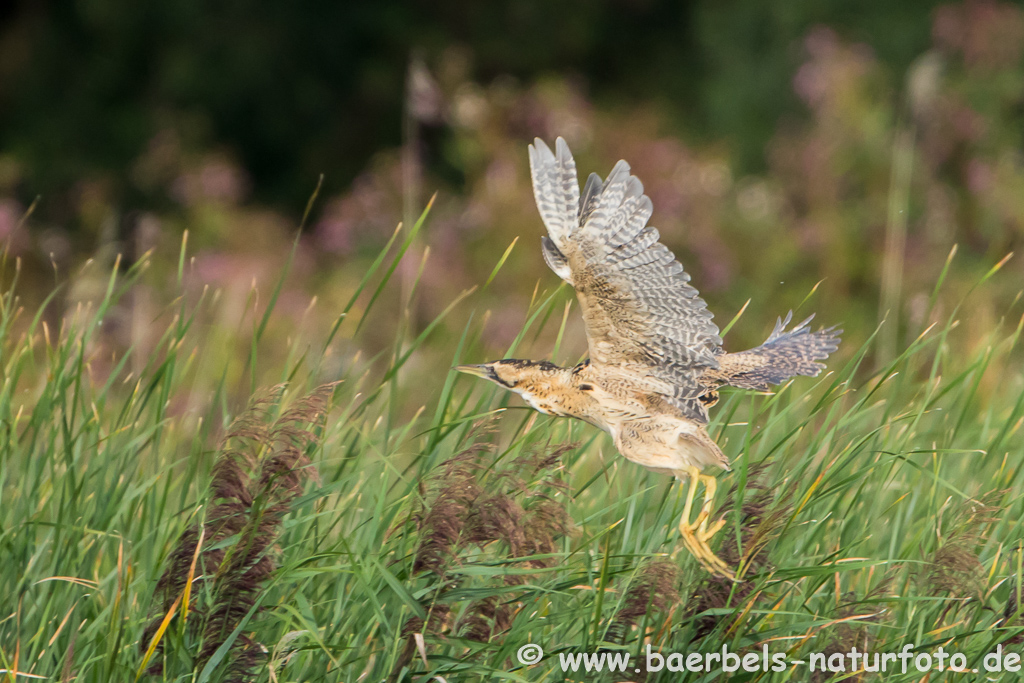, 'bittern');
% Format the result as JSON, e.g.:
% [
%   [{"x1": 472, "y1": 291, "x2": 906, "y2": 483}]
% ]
[{"x1": 456, "y1": 138, "x2": 840, "y2": 580}]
